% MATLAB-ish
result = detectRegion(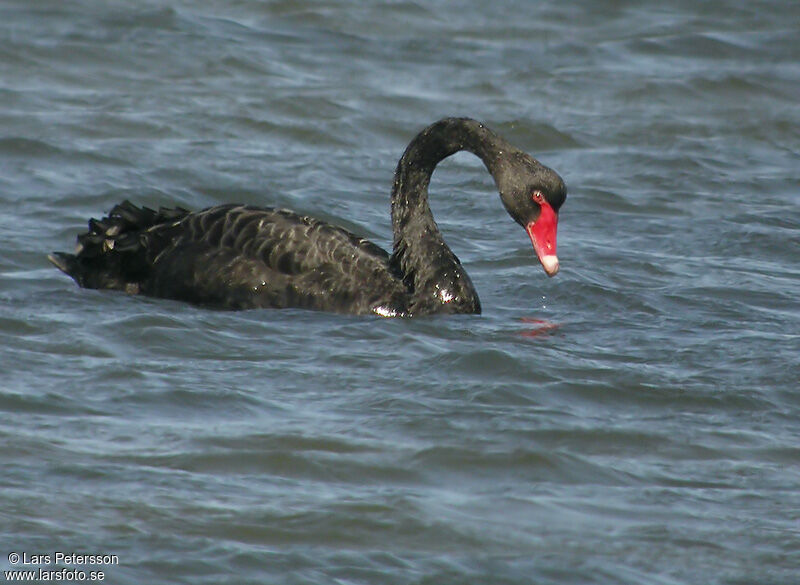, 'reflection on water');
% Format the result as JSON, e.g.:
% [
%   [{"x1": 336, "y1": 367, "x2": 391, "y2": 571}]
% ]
[{"x1": 519, "y1": 317, "x2": 561, "y2": 338}]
